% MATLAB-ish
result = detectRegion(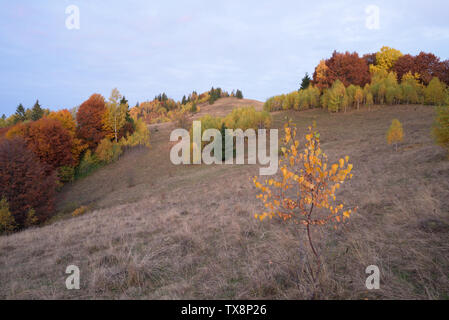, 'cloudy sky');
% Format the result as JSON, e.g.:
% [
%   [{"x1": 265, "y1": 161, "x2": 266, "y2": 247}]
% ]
[{"x1": 1, "y1": 0, "x2": 449, "y2": 116}]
